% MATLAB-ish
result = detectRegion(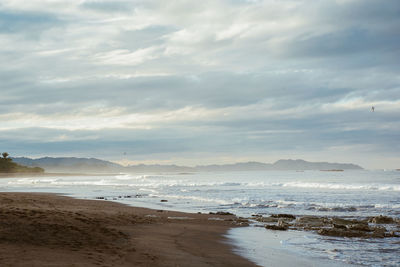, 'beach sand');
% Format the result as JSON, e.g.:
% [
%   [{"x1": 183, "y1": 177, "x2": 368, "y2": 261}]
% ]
[{"x1": 0, "y1": 193, "x2": 257, "y2": 267}]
